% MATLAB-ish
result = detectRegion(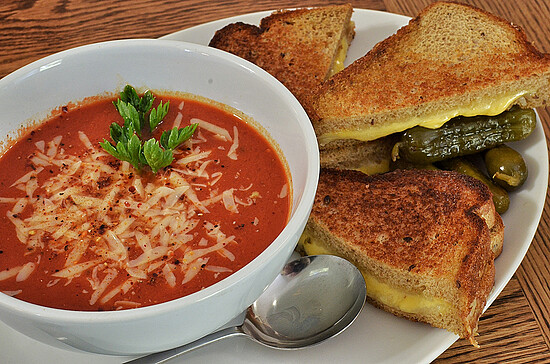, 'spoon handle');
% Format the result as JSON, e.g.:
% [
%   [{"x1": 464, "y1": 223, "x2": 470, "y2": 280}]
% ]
[{"x1": 123, "y1": 326, "x2": 245, "y2": 364}]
